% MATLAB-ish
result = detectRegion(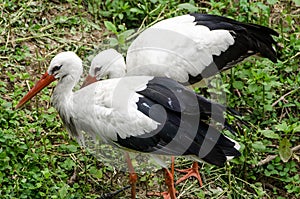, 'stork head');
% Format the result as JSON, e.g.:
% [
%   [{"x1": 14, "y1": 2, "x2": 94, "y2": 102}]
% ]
[
  {"x1": 48, "y1": 51, "x2": 83, "y2": 81},
  {"x1": 16, "y1": 51, "x2": 83, "y2": 109},
  {"x1": 81, "y1": 49, "x2": 126, "y2": 88}
]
